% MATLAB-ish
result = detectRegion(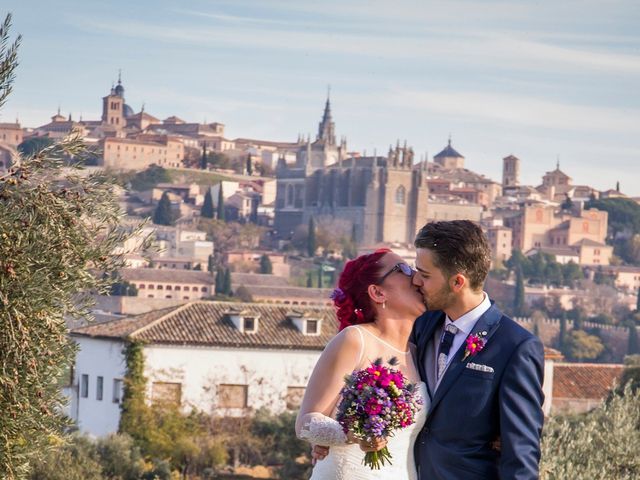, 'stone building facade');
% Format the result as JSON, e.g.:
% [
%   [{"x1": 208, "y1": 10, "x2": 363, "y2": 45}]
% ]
[{"x1": 274, "y1": 98, "x2": 429, "y2": 244}]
